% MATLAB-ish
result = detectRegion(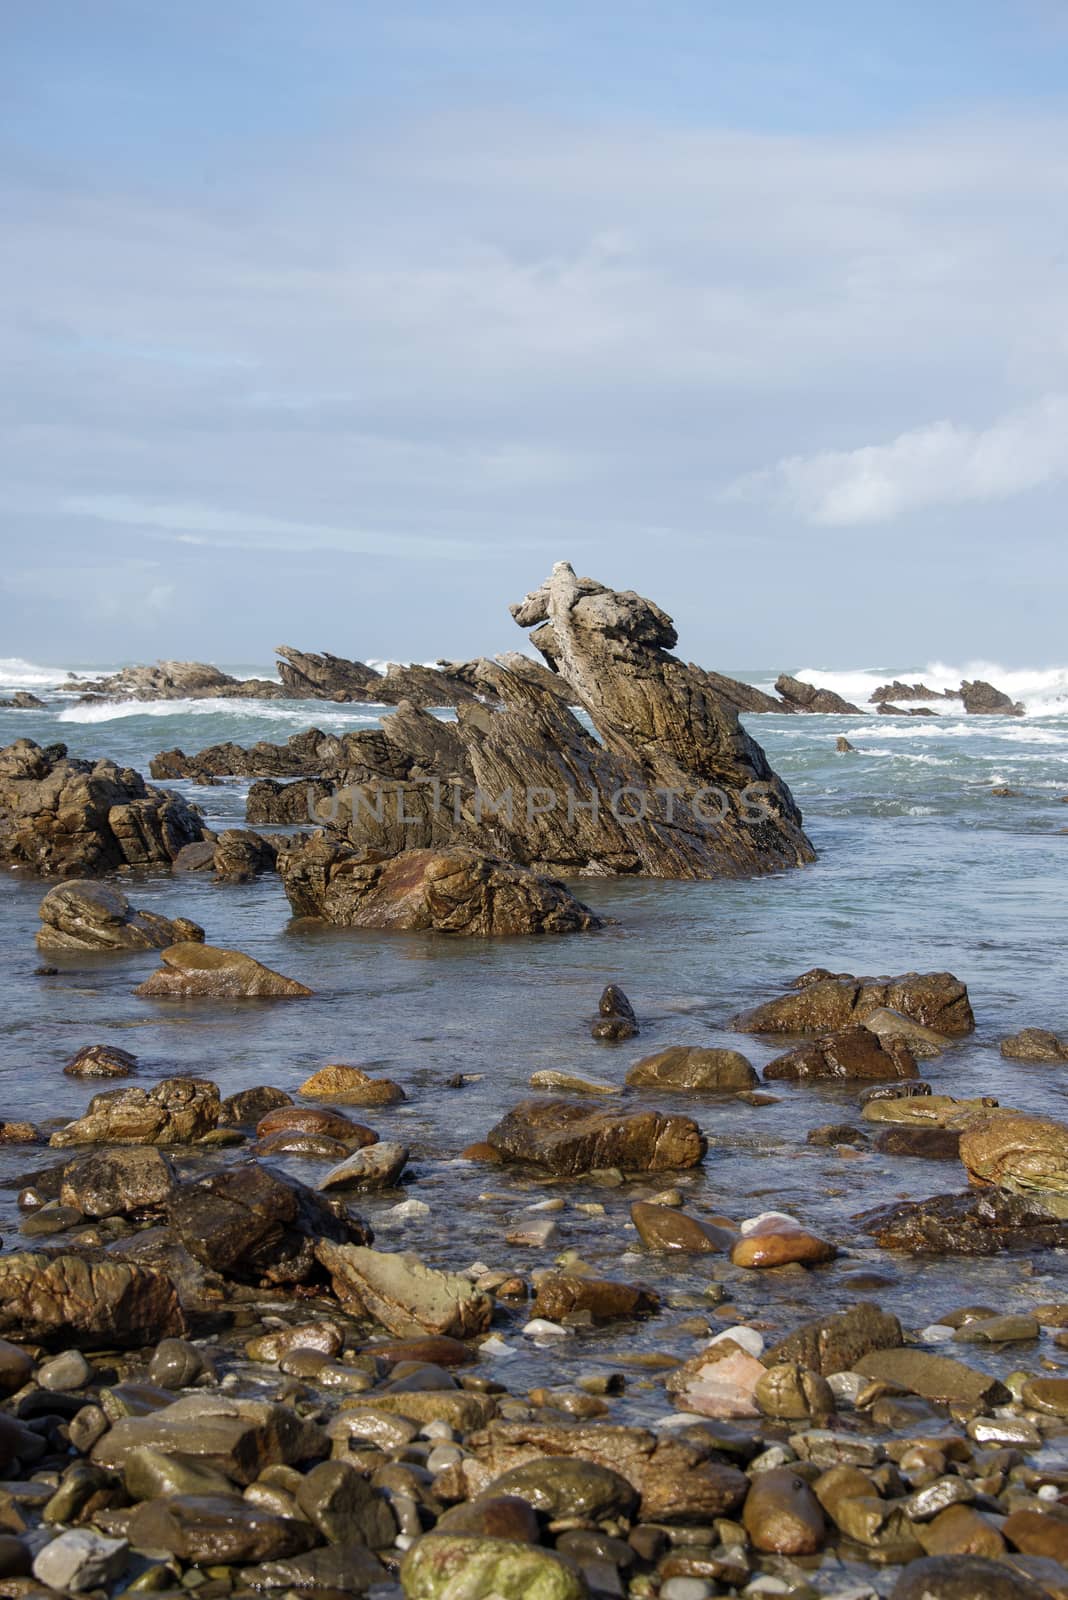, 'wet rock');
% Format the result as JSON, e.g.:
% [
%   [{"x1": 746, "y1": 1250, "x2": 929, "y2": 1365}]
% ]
[
  {"x1": 807, "y1": 1121, "x2": 869, "y2": 1147},
  {"x1": 244, "y1": 1542, "x2": 384, "y2": 1591},
  {"x1": 486, "y1": 1098, "x2": 705, "y2": 1175},
  {"x1": 211, "y1": 828, "x2": 278, "y2": 881},
  {"x1": 64, "y1": 1043, "x2": 138, "y2": 1079},
  {"x1": 256, "y1": 1105, "x2": 374, "y2": 1144},
  {"x1": 246, "y1": 1322, "x2": 345, "y2": 1363},
  {"x1": 50, "y1": 1076, "x2": 221, "y2": 1146},
  {"x1": 434, "y1": 1495, "x2": 540, "y2": 1542},
  {"x1": 959, "y1": 1112, "x2": 1068, "y2": 1212},
  {"x1": 59, "y1": 1147, "x2": 175, "y2": 1216},
  {"x1": 774, "y1": 675, "x2": 861, "y2": 714},
  {"x1": 220, "y1": 1085, "x2": 293, "y2": 1126},
  {"x1": 630, "y1": 1202, "x2": 734, "y2": 1252},
  {"x1": 529, "y1": 1071, "x2": 620, "y2": 1095},
  {"x1": 873, "y1": 1126, "x2": 963, "y2": 1159},
  {"x1": 0, "y1": 1339, "x2": 35, "y2": 1394},
  {"x1": 1001, "y1": 1029, "x2": 1068, "y2": 1062},
  {"x1": 765, "y1": 1303, "x2": 902, "y2": 1375},
  {"x1": 862, "y1": 1093, "x2": 1000, "y2": 1129},
  {"x1": 916, "y1": 1502, "x2": 1005, "y2": 1558},
  {"x1": 38, "y1": 1348, "x2": 93, "y2": 1389},
  {"x1": 298, "y1": 1064, "x2": 407, "y2": 1105},
  {"x1": 135, "y1": 942, "x2": 312, "y2": 998},
  {"x1": 890, "y1": 1554, "x2": 1047, "y2": 1599},
  {"x1": 36, "y1": 879, "x2": 204, "y2": 953},
  {"x1": 32, "y1": 1528, "x2": 128, "y2": 1592},
  {"x1": 1019, "y1": 1377, "x2": 1068, "y2": 1416},
  {"x1": 593, "y1": 984, "x2": 639, "y2": 1040},
  {"x1": 668, "y1": 1340, "x2": 766, "y2": 1418},
  {"x1": 755, "y1": 1363, "x2": 836, "y2": 1420},
  {"x1": 863, "y1": 1006, "x2": 948, "y2": 1057},
  {"x1": 836, "y1": 736, "x2": 857, "y2": 752},
  {"x1": 487, "y1": 1457, "x2": 638, "y2": 1520},
  {"x1": 742, "y1": 1465, "x2": 825, "y2": 1554},
  {"x1": 0, "y1": 1252, "x2": 186, "y2": 1347},
  {"x1": 532, "y1": 1272, "x2": 659, "y2": 1324},
  {"x1": 0, "y1": 738, "x2": 205, "y2": 876},
  {"x1": 316, "y1": 1242, "x2": 493, "y2": 1338},
  {"x1": 128, "y1": 1493, "x2": 316, "y2": 1563},
  {"x1": 763, "y1": 1024, "x2": 917, "y2": 1082},
  {"x1": 167, "y1": 1160, "x2": 366, "y2": 1284},
  {"x1": 93, "y1": 1394, "x2": 328, "y2": 1483},
  {"x1": 626, "y1": 1047, "x2": 757, "y2": 1092},
  {"x1": 148, "y1": 1338, "x2": 205, "y2": 1389},
  {"x1": 122, "y1": 1445, "x2": 237, "y2": 1500},
  {"x1": 318, "y1": 1143, "x2": 409, "y2": 1191},
  {"x1": 730, "y1": 1214, "x2": 837, "y2": 1269},
  {"x1": 296, "y1": 1458, "x2": 395, "y2": 1546},
  {"x1": 960, "y1": 679, "x2": 1026, "y2": 716},
  {"x1": 732, "y1": 969, "x2": 974, "y2": 1037},
  {"x1": 852, "y1": 1348, "x2": 1009, "y2": 1405},
  {"x1": 278, "y1": 839, "x2": 603, "y2": 936},
  {"x1": 401, "y1": 1535, "x2": 586, "y2": 1600}
]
